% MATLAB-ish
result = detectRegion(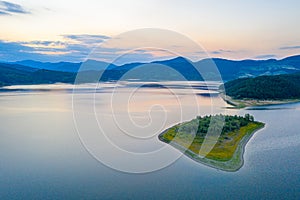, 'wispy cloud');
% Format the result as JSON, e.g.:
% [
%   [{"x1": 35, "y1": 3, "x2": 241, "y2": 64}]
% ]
[
  {"x1": 62, "y1": 34, "x2": 110, "y2": 45},
  {"x1": 0, "y1": 10, "x2": 7, "y2": 15},
  {"x1": 0, "y1": 34, "x2": 164, "y2": 63},
  {"x1": 0, "y1": 1, "x2": 30, "y2": 15},
  {"x1": 0, "y1": 40, "x2": 54, "y2": 61},
  {"x1": 21, "y1": 41, "x2": 67, "y2": 49},
  {"x1": 279, "y1": 45, "x2": 300, "y2": 50},
  {"x1": 210, "y1": 49, "x2": 233, "y2": 55},
  {"x1": 255, "y1": 54, "x2": 277, "y2": 59},
  {"x1": 0, "y1": 39, "x2": 90, "y2": 62},
  {"x1": 1, "y1": 33, "x2": 207, "y2": 64}
]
